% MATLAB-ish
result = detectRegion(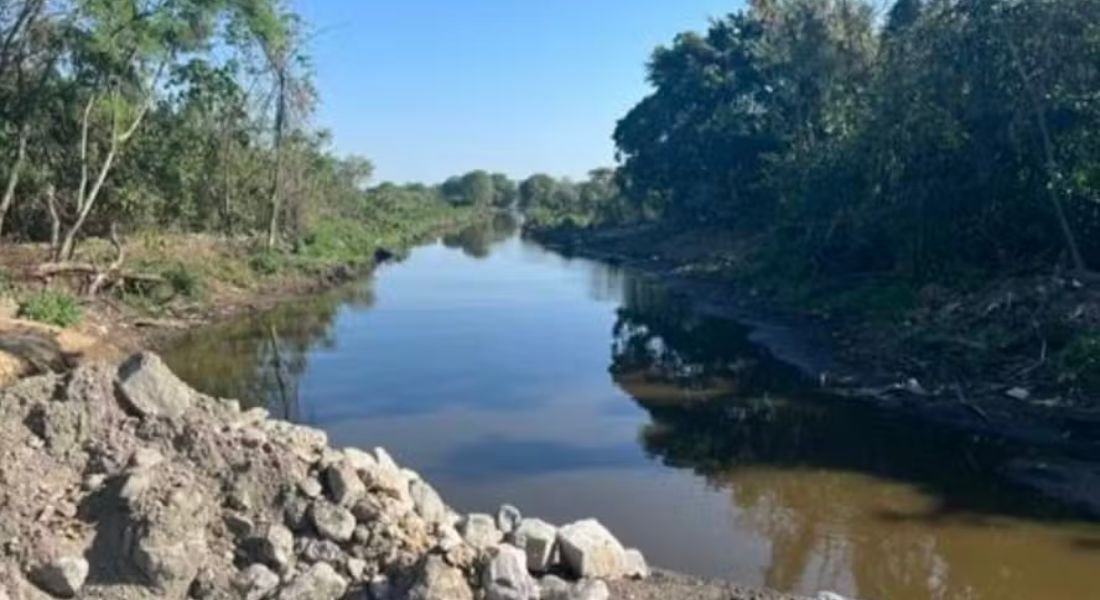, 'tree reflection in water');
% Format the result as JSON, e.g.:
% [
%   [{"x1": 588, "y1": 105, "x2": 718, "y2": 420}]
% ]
[
  {"x1": 163, "y1": 284, "x2": 375, "y2": 419},
  {"x1": 441, "y1": 212, "x2": 520, "y2": 259},
  {"x1": 609, "y1": 281, "x2": 1097, "y2": 600}
]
